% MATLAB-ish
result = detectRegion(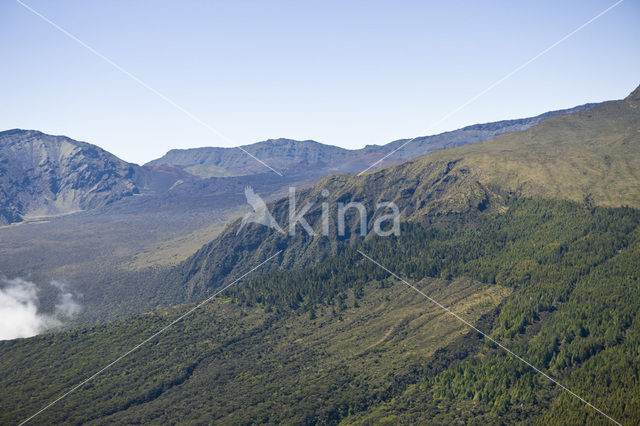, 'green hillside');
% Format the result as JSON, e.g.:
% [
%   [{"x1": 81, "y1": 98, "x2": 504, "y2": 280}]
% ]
[
  {"x1": 397, "y1": 86, "x2": 640, "y2": 209},
  {"x1": 2, "y1": 199, "x2": 640, "y2": 424}
]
